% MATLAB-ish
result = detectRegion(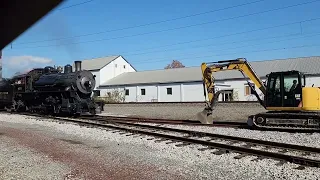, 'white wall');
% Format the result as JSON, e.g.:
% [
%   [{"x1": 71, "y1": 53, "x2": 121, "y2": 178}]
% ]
[
  {"x1": 99, "y1": 56, "x2": 136, "y2": 86},
  {"x1": 99, "y1": 82, "x2": 233, "y2": 102},
  {"x1": 122, "y1": 86, "x2": 137, "y2": 102},
  {"x1": 305, "y1": 76, "x2": 320, "y2": 87},
  {"x1": 158, "y1": 84, "x2": 181, "y2": 102},
  {"x1": 135, "y1": 85, "x2": 158, "y2": 102},
  {"x1": 182, "y1": 83, "x2": 203, "y2": 102}
]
